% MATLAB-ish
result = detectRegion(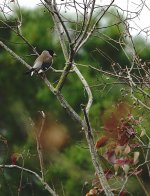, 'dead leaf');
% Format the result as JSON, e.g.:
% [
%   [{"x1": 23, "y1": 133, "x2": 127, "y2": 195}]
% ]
[{"x1": 95, "y1": 136, "x2": 108, "y2": 149}]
